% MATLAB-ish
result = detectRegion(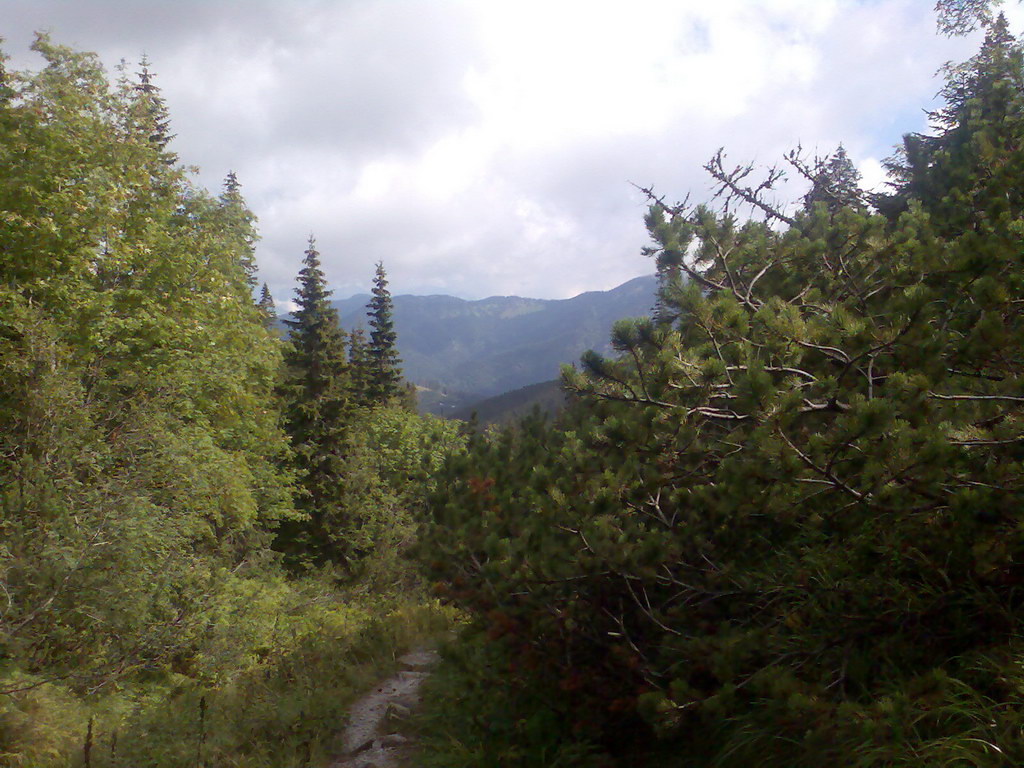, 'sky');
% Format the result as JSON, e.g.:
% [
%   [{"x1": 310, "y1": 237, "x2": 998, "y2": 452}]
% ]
[{"x1": 4, "y1": 1, "x2": 1022, "y2": 304}]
